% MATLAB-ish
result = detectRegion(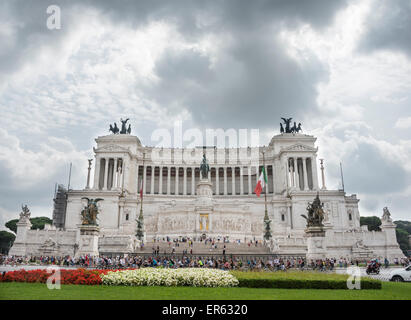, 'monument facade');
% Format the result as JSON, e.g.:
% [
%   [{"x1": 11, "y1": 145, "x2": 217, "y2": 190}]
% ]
[{"x1": 9, "y1": 119, "x2": 405, "y2": 260}]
